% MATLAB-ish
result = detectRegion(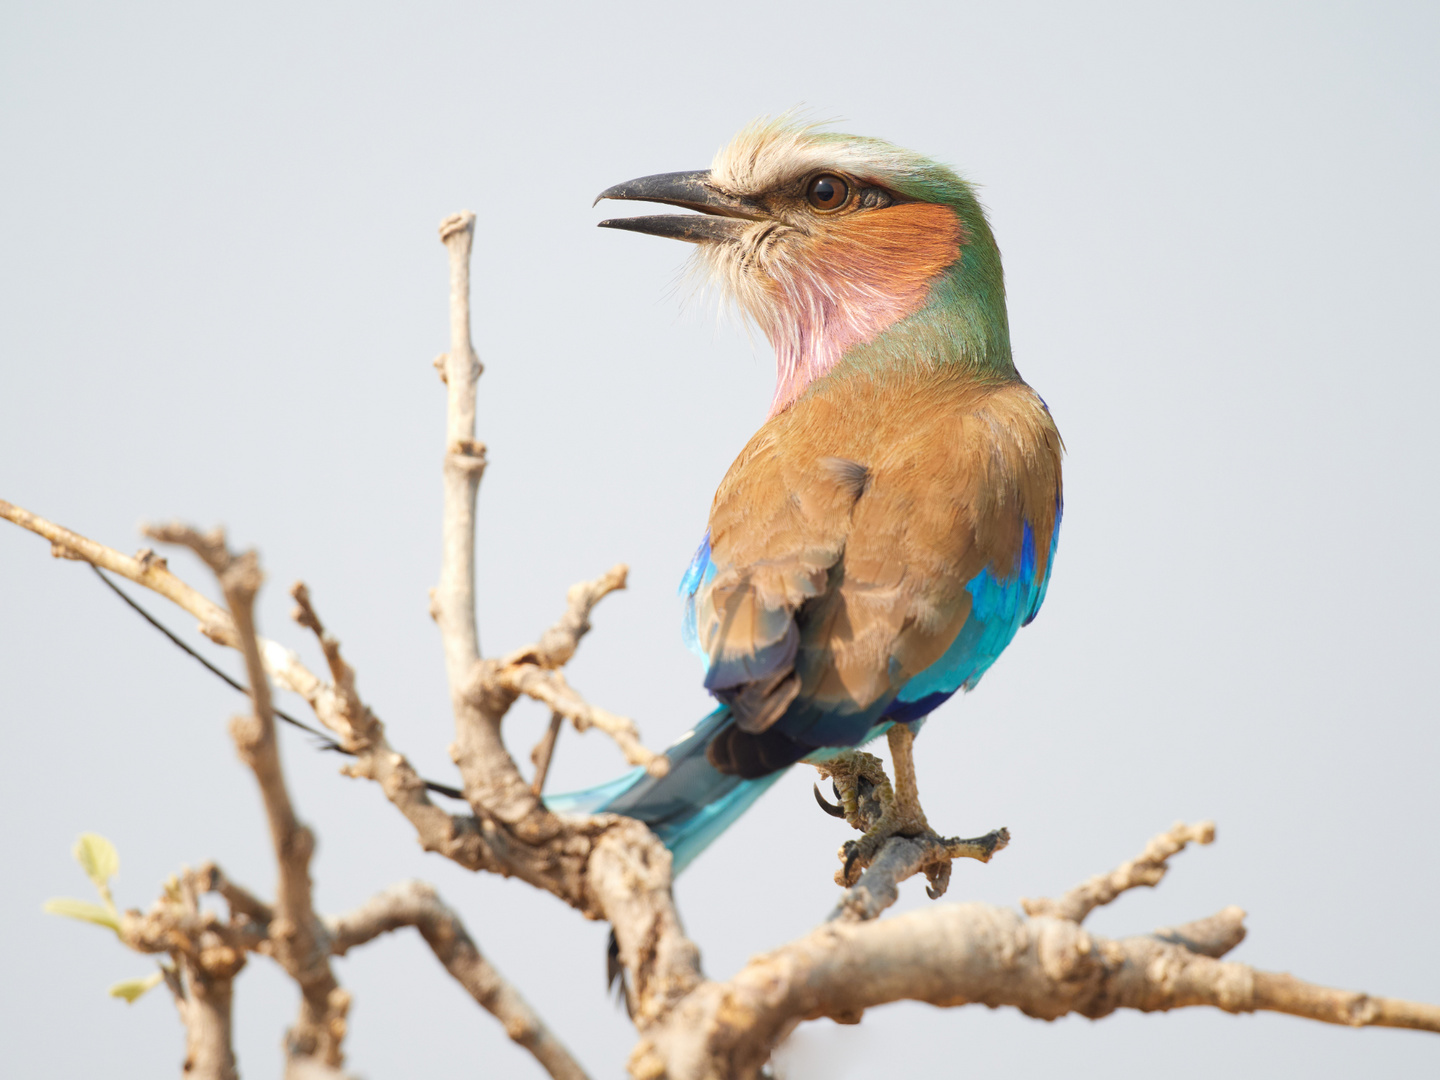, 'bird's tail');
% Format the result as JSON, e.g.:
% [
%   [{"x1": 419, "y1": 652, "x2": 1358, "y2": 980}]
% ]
[{"x1": 544, "y1": 706, "x2": 783, "y2": 875}]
